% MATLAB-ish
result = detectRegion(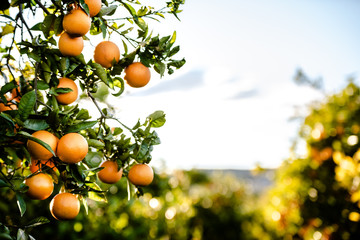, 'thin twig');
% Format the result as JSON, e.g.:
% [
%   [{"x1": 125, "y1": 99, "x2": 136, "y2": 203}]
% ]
[
  {"x1": 87, "y1": 87, "x2": 134, "y2": 134},
  {"x1": 33, "y1": 0, "x2": 50, "y2": 15},
  {"x1": 19, "y1": 4, "x2": 34, "y2": 40},
  {"x1": 87, "y1": 89, "x2": 106, "y2": 118},
  {"x1": 34, "y1": 62, "x2": 40, "y2": 113},
  {"x1": 6, "y1": 14, "x2": 18, "y2": 82}
]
